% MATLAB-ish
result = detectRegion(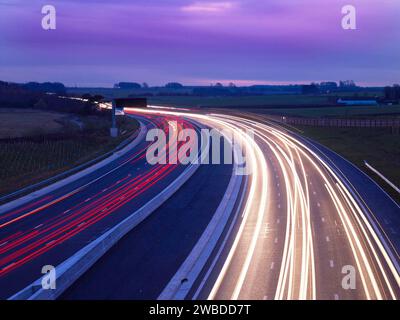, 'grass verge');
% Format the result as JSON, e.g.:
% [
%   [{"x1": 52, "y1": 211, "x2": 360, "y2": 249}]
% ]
[{"x1": 295, "y1": 125, "x2": 400, "y2": 205}]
